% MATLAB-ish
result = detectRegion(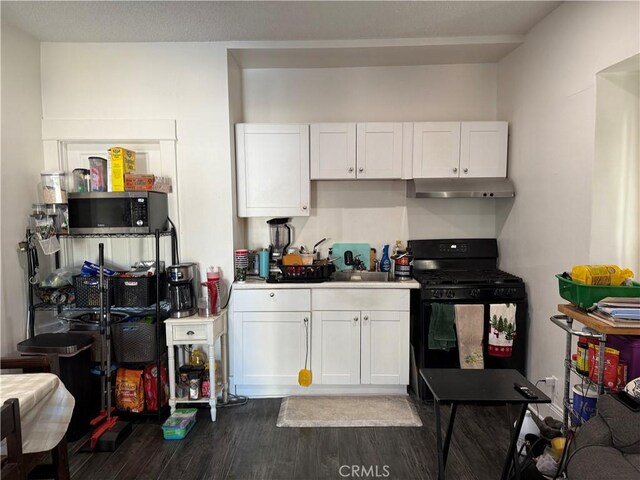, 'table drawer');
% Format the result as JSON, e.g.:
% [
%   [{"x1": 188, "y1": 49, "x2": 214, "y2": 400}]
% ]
[
  {"x1": 172, "y1": 323, "x2": 209, "y2": 342},
  {"x1": 234, "y1": 289, "x2": 311, "y2": 312}
]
